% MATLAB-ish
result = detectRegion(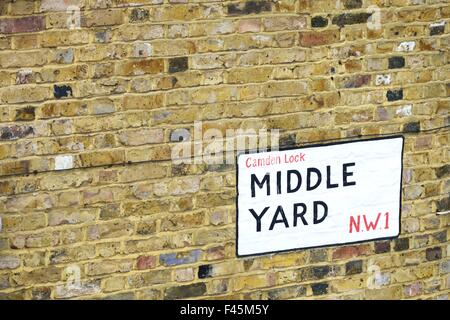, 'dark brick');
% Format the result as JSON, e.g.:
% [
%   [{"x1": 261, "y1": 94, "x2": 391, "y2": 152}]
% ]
[
  {"x1": 164, "y1": 283, "x2": 206, "y2": 299},
  {"x1": 431, "y1": 231, "x2": 446, "y2": 243},
  {"x1": 436, "y1": 196, "x2": 449, "y2": 212},
  {"x1": 426, "y1": 247, "x2": 442, "y2": 261},
  {"x1": 389, "y1": 56, "x2": 405, "y2": 69},
  {"x1": 53, "y1": 85, "x2": 73, "y2": 99},
  {"x1": 311, "y1": 283, "x2": 328, "y2": 295},
  {"x1": 332, "y1": 13, "x2": 372, "y2": 27},
  {"x1": 279, "y1": 133, "x2": 296, "y2": 147},
  {"x1": 344, "y1": 0, "x2": 363, "y2": 9},
  {"x1": 430, "y1": 25, "x2": 444, "y2": 36},
  {"x1": 311, "y1": 16, "x2": 328, "y2": 28},
  {"x1": 403, "y1": 122, "x2": 420, "y2": 133},
  {"x1": 102, "y1": 292, "x2": 136, "y2": 300},
  {"x1": 311, "y1": 266, "x2": 330, "y2": 279},
  {"x1": 31, "y1": 287, "x2": 51, "y2": 300},
  {"x1": 129, "y1": 8, "x2": 149, "y2": 23},
  {"x1": 309, "y1": 248, "x2": 328, "y2": 263},
  {"x1": 345, "y1": 260, "x2": 363, "y2": 275},
  {"x1": 375, "y1": 241, "x2": 391, "y2": 254},
  {"x1": 14, "y1": 107, "x2": 35, "y2": 121},
  {"x1": 0, "y1": 16, "x2": 45, "y2": 34},
  {"x1": 0, "y1": 125, "x2": 34, "y2": 140},
  {"x1": 169, "y1": 57, "x2": 188, "y2": 73},
  {"x1": 267, "y1": 285, "x2": 306, "y2": 300},
  {"x1": 386, "y1": 89, "x2": 403, "y2": 101},
  {"x1": 227, "y1": 1, "x2": 271, "y2": 16},
  {"x1": 436, "y1": 164, "x2": 450, "y2": 178},
  {"x1": 394, "y1": 238, "x2": 409, "y2": 251},
  {"x1": 198, "y1": 265, "x2": 213, "y2": 279}
]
